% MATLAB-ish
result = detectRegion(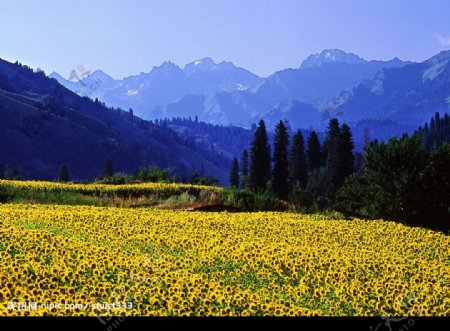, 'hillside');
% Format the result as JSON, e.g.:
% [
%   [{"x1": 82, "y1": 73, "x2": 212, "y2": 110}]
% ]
[{"x1": 0, "y1": 59, "x2": 230, "y2": 182}]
